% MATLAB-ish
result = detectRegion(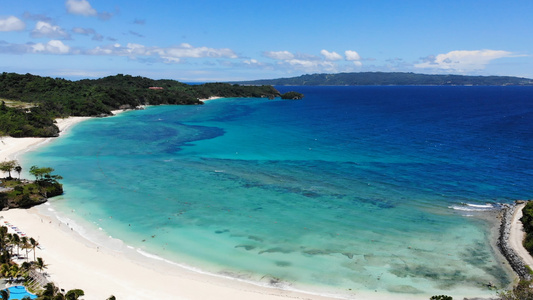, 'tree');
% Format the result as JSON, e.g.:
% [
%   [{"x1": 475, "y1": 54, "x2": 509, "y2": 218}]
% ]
[
  {"x1": 35, "y1": 257, "x2": 47, "y2": 273},
  {"x1": 28, "y1": 165, "x2": 63, "y2": 198},
  {"x1": 0, "y1": 263, "x2": 10, "y2": 278},
  {"x1": 10, "y1": 234, "x2": 20, "y2": 256},
  {"x1": 430, "y1": 296, "x2": 452, "y2": 300},
  {"x1": 65, "y1": 289, "x2": 84, "y2": 300},
  {"x1": 29, "y1": 166, "x2": 54, "y2": 181},
  {"x1": 29, "y1": 237, "x2": 38, "y2": 261},
  {"x1": 8, "y1": 264, "x2": 20, "y2": 282},
  {"x1": 0, "y1": 160, "x2": 17, "y2": 179},
  {"x1": 14, "y1": 165, "x2": 22, "y2": 180},
  {"x1": 20, "y1": 236, "x2": 29, "y2": 261},
  {"x1": 20, "y1": 261, "x2": 33, "y2": 278},
  {"x1": 0, "y1": 227, "x2": 8, "y2": 254},
  {"x1": 107, "y1": 296, "x2": 116, "y2": 300},
  {"x1": 0, "y1": 289, "x2": 9, "y2": 300},
  {"x1": 280, "y1": 91, "x2": 304, "y2": 100},
  {"x1": 40, "y1": 282, "x2": 61, "y2": 298}
]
